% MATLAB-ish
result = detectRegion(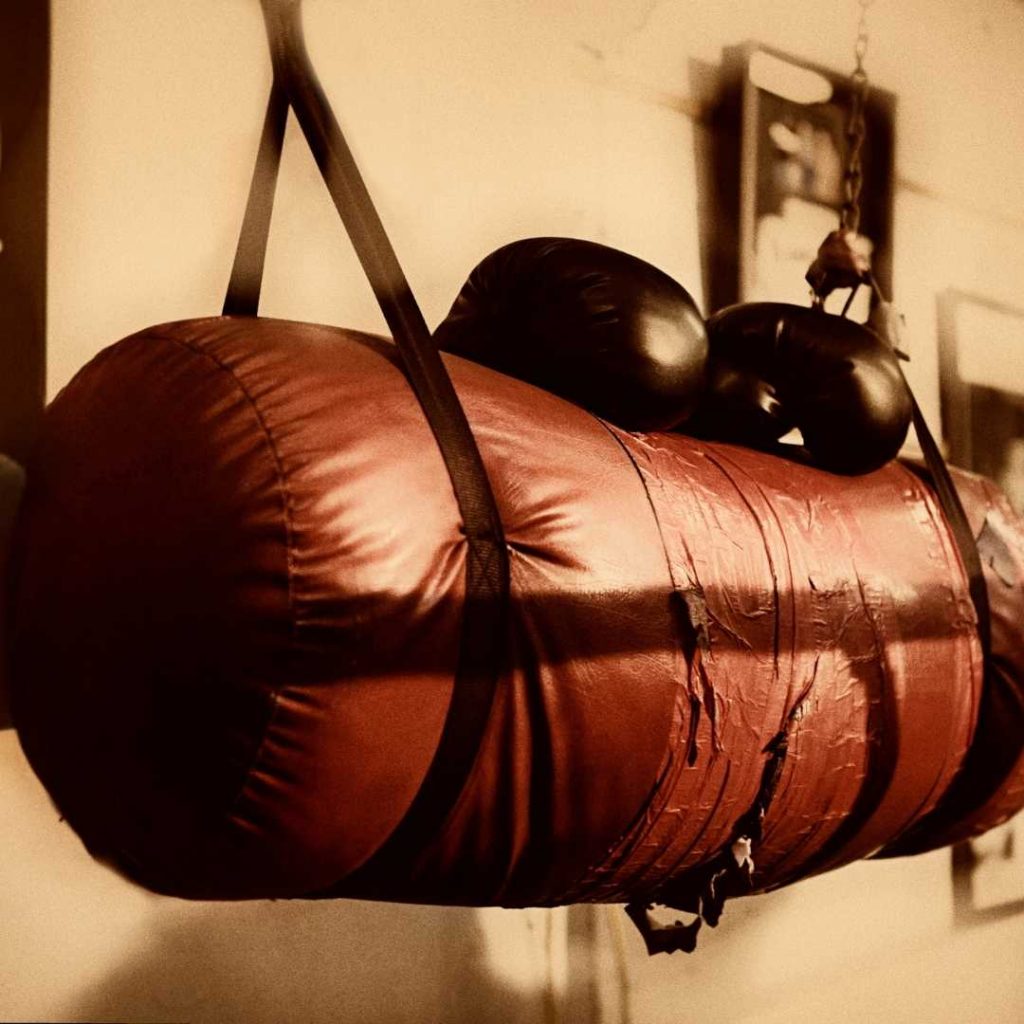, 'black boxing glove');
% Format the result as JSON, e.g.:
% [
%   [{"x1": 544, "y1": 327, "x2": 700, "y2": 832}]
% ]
[
  {"x1": 687, "y1": 302, "x2": 911, "y2": 475},
  {"x1": 433, "y1": 237, "x2": 708, "y2": 432}
]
